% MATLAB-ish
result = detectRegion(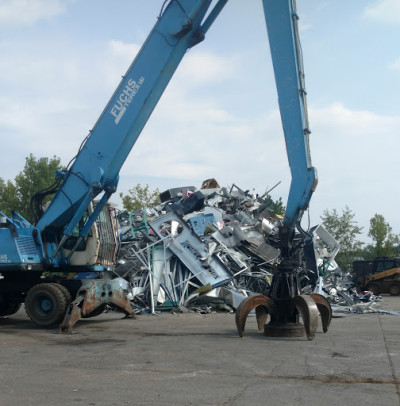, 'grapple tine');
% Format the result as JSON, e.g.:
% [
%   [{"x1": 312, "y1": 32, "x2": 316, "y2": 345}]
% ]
[
  {"x1": 255, "y1": 306, "x2": 268, "y2": 331},
  {"x1": 309, "y1": 293, "x2": 332, "y2": 333},
  {"x1": 235, "y1": 295, "x2": 270, "y2": 337},
  {"x1": 293, "y1": 294, "x2": 319, "y2": 340}
]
